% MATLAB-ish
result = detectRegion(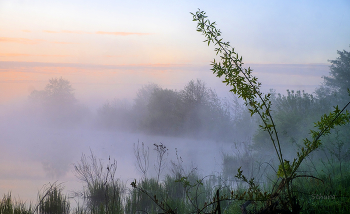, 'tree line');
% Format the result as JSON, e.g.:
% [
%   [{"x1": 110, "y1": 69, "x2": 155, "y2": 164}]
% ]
[
  {"x1": 28, "y1": 45, "x2": 349, "y2": 147},
  {"x1": 96, "y1": 79, "x2": 241, "y2": 141}
]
